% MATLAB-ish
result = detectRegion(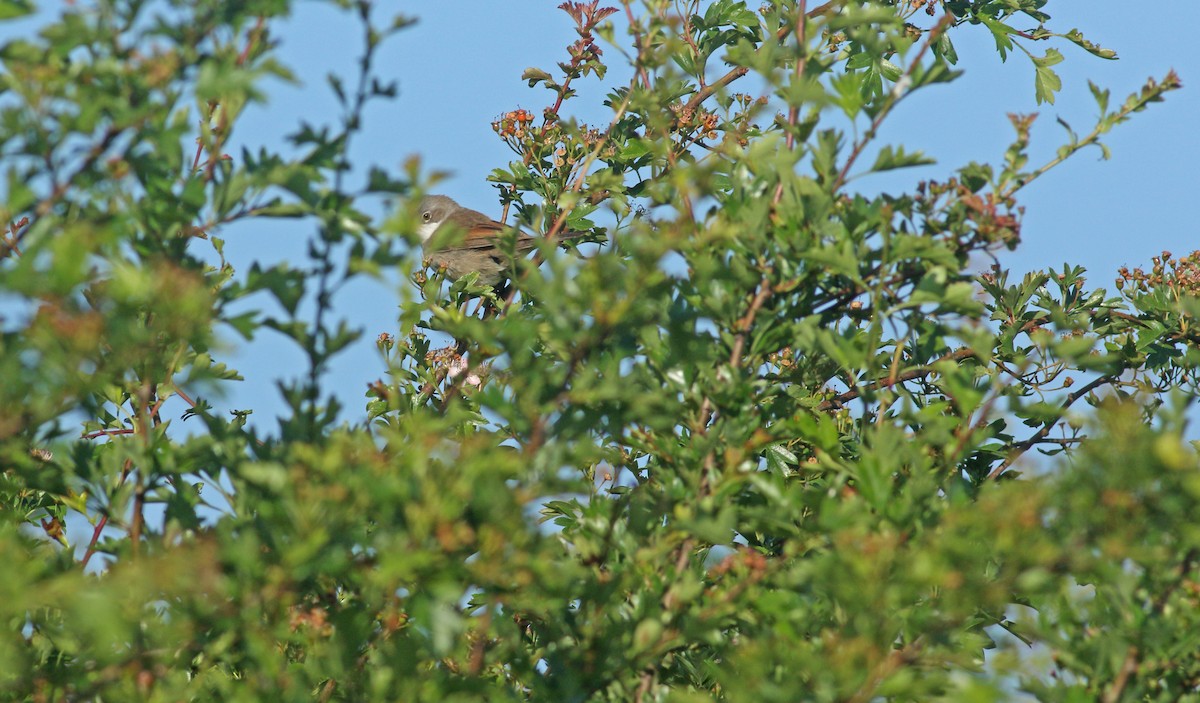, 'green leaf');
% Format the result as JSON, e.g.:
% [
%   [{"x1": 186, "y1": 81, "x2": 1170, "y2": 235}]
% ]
[
  {"x1": 521, "y1": 66, "x2": 554, "y2": 87},
  {"x1": 936, "y1": 32, "x2": 959, "y2": 65},
  {"x1": 879, "y1": 59, "x2": 902, "y2": 83},
  {"x1": 846, "y1": 52, "x2": 873, "y2": 71},
  {"x1": 1033, "y1": 48, "x2": 1064, "y2": 105},
  {"x1": 870, "y1": 145, "x2": 935, "y2": 173},
  {"x1": 1064, "y1": 29, "x2": 1118, "y2": 60},
  {"x1": 0, "y1": 0, "x2": 33, "y2": 20},
  {"x1": 979, "y1": 16, "x2": 1015, "y2": 61},
  {"x1": 1088, "y1": 80, "x2": 1111, "y2": 114}
]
